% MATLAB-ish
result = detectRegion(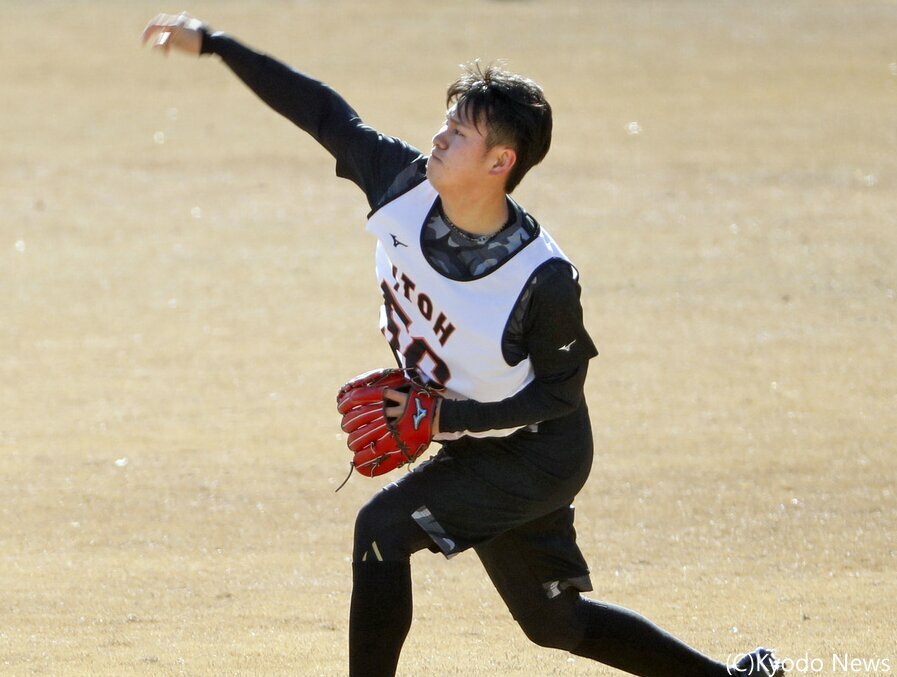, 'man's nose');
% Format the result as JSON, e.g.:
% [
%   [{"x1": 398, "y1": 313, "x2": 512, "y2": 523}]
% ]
[{"x1": 432, "y1": 126, "x2": 448, "y2": 148}]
